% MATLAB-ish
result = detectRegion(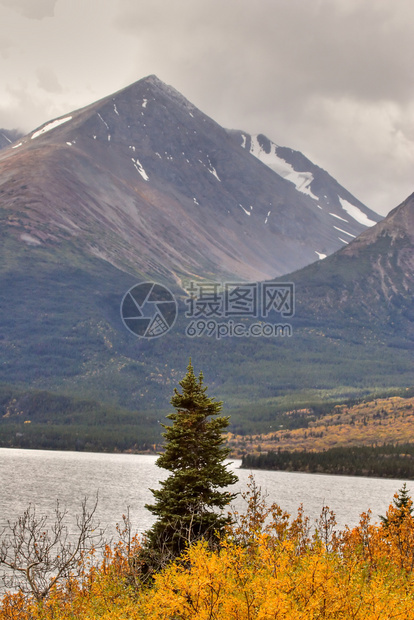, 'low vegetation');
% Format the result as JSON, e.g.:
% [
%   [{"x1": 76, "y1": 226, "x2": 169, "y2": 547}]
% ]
[
  {"x1": 237, "y1": 391, "x2": 414, "y2": 478},
  {"x1": 3, "y1": 482, "x2": 414, "y2": 619}
]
